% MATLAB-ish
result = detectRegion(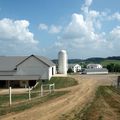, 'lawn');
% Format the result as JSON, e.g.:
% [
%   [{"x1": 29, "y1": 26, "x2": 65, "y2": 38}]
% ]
[
  {"x1": 0, "y1": 77, "x2": 78, "y2": 116},
  {"x1": 34, "y1": 77, "x2": 78, "y2": 90}
]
